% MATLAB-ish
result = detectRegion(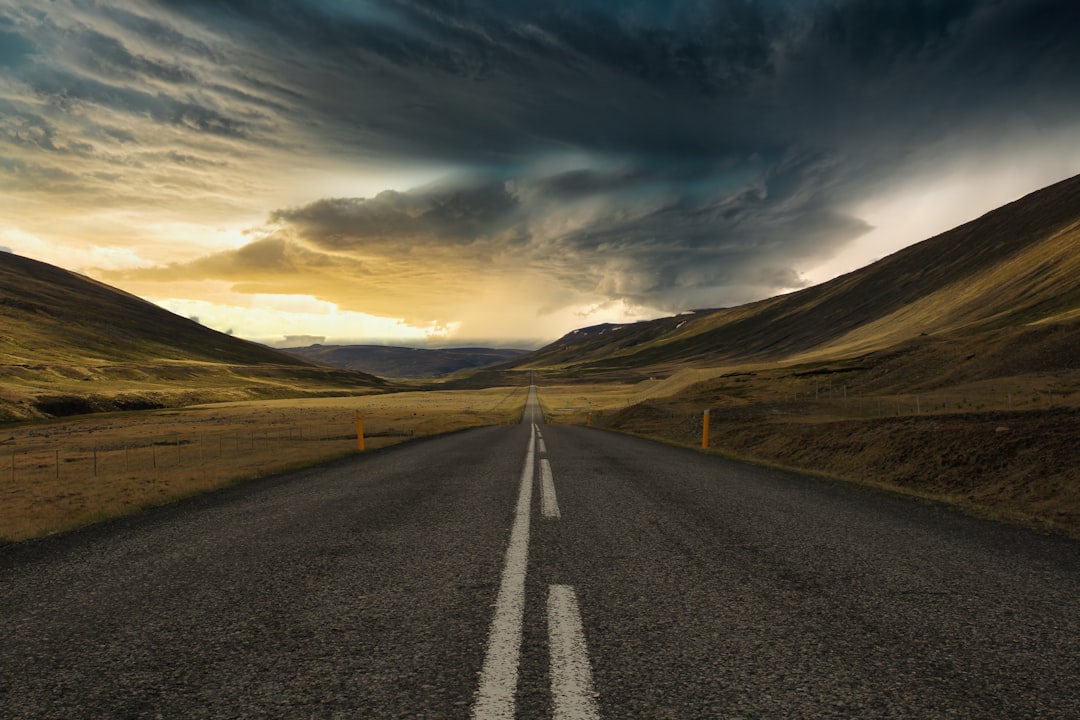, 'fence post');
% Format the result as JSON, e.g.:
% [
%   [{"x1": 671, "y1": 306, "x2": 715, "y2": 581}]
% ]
[
  {"x1": 702, "y1": 409, "x2": 710, "y2": 449},
  {"x1": 356, "y1": 411, "x2": 365, "y2": 452}
]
